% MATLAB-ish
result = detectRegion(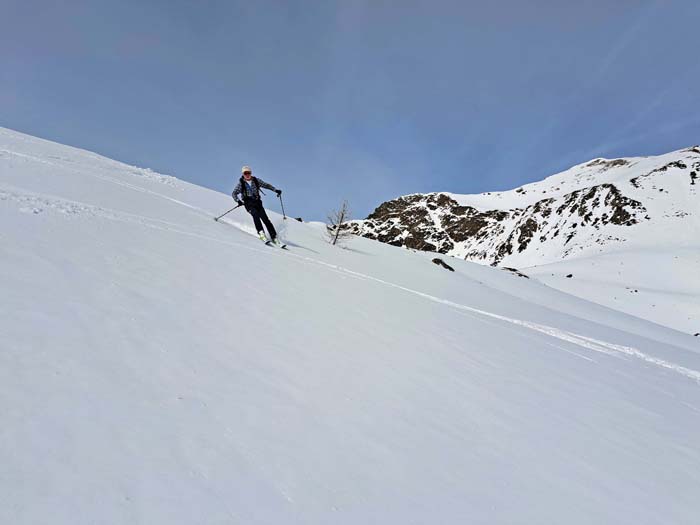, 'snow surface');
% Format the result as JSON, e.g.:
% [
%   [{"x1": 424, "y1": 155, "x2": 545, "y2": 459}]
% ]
[
  {"x1": 525, "y1": 248, "x2": 700, "y2": 334},
  {"x1": 2, "y1": 127, "x2": 700, "y2": 524}
]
